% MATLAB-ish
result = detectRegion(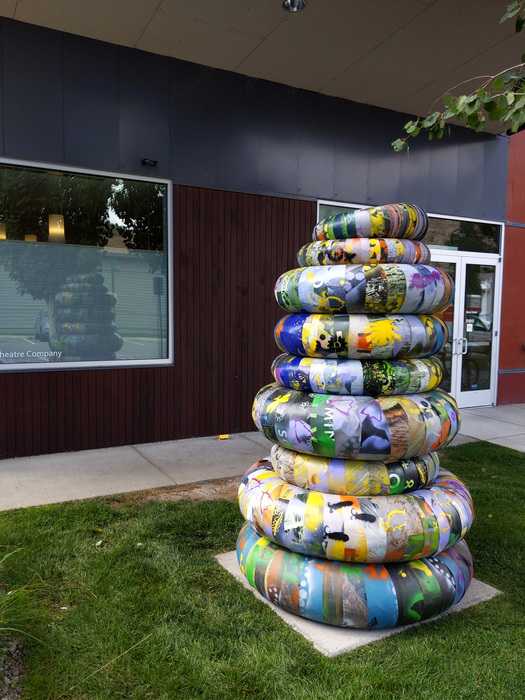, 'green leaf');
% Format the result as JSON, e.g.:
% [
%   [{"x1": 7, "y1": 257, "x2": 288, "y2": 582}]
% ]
[
  {"x1": 498, "y1": 94, "x2": 509, "y2": 110},
  {"x1": 515, "y1": 93, "x2": 525, "y2": 108},
  {"x1": 493, "y1": 75, "x2": 506, "y2": 91},
  {"x1": 392, "y1": 138, "x2": 408, "y2": 152},
  {"x1": 456, "y1": 95, "x2": 468, "y2": 111},
  {"x1": 516, "y1": 16, "x2": 525, "y2": 32},
  {"x1": 474, "y1": 116, "x2": 487, "y2": 133},
  {"x1": 507, "y1": 92, "x2": 516, "y2": 105},
  {"x1": 443, "y1": 92, "x2": 453, "y2": 107},
  {"x1": 422, "y1": 111, "x2": 440, "y2": 128}
]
